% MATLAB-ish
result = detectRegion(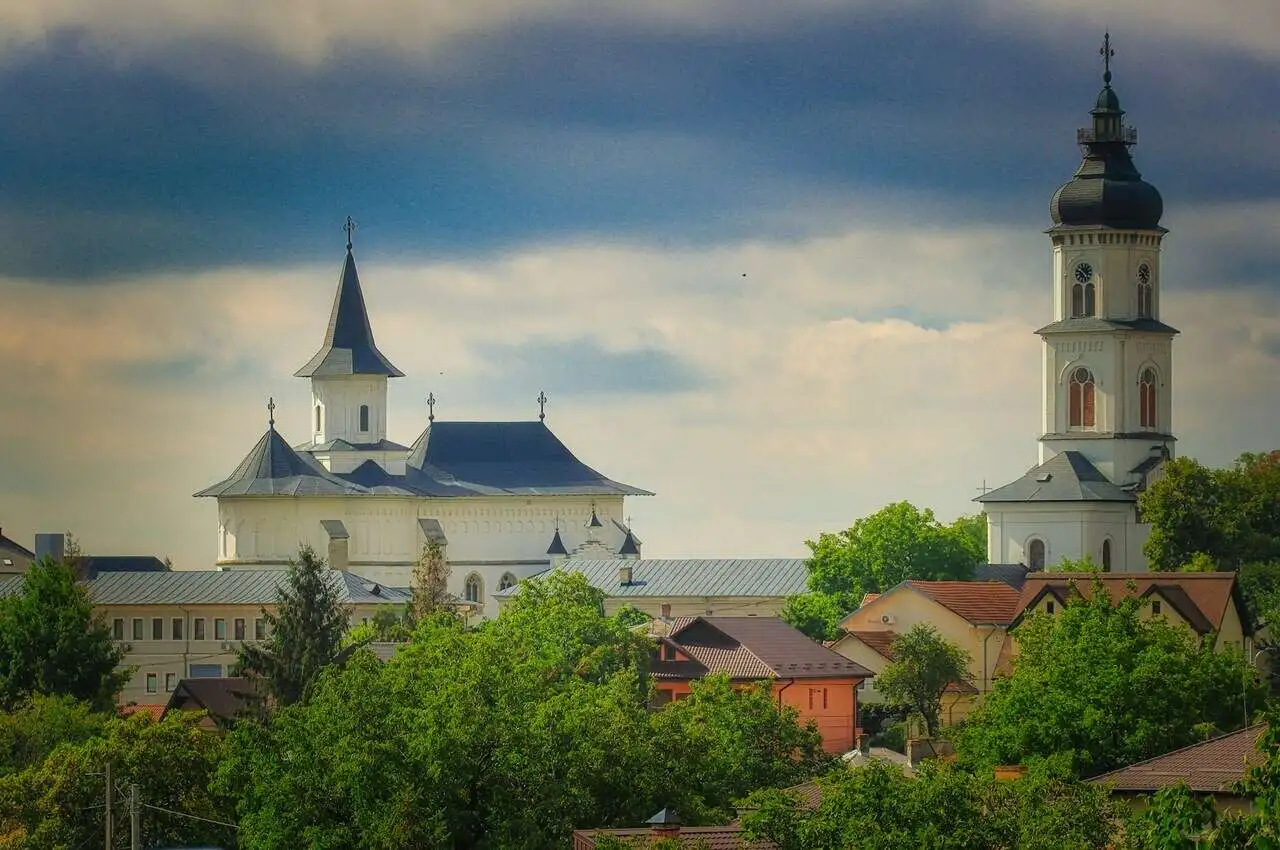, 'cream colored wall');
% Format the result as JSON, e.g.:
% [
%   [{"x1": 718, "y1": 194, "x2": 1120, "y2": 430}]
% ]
[
  {"x1": 842, "y1": 590, "x2": 1006, "y2": 695},
  {"x1": 829, "y1": 636, "x2": 889, "y2": 703},
  {"x1": 104, "y1": 601, "x2": 397, "y2": 704}
]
